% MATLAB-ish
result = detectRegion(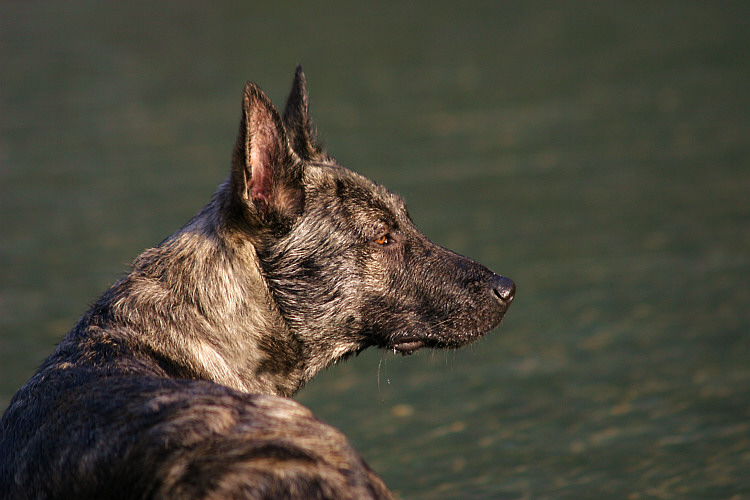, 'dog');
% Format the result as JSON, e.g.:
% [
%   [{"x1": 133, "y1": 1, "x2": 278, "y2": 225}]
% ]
[{"x1": 0, "y1": 67, "x2": 515, "y2": 499}]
